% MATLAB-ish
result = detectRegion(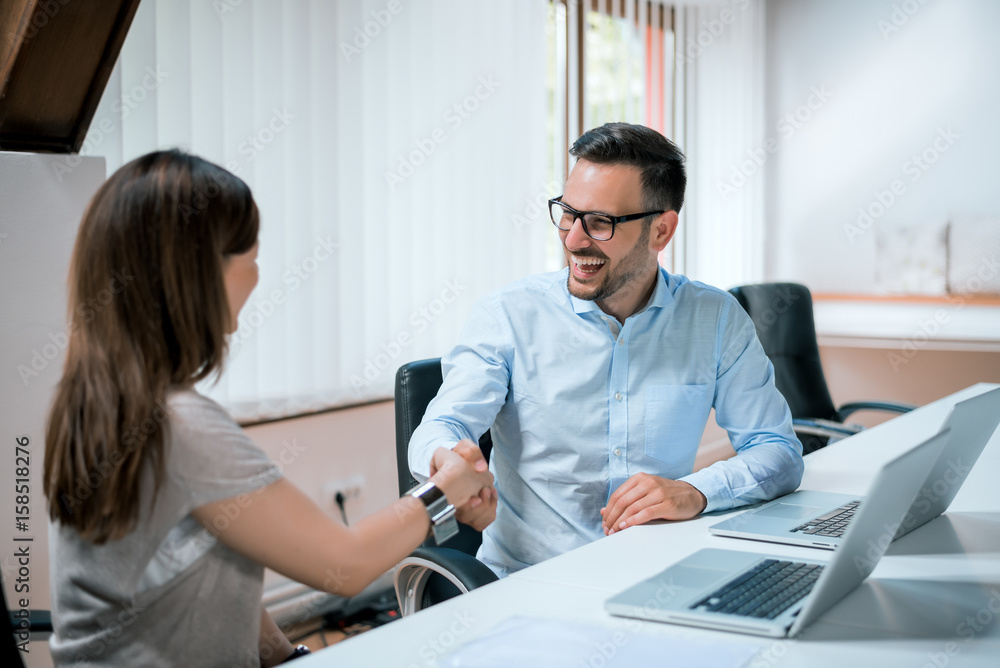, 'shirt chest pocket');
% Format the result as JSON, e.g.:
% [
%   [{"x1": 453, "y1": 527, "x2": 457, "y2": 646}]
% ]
[{"x1": 644, "y1": 384, "x2": 713, "y2": 472}]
